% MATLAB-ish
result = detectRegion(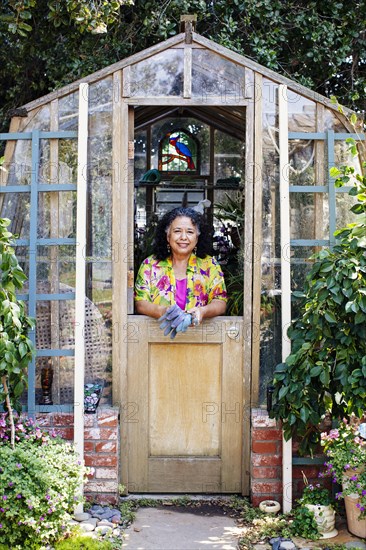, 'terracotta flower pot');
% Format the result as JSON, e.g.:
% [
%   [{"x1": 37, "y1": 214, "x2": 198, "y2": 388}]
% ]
[
  {"x1": 305, "y1": 504, "x2": 338, "y2": 539},
  {"x1": 342, "y1": 467, "x2": 366, "y2": 537}
]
